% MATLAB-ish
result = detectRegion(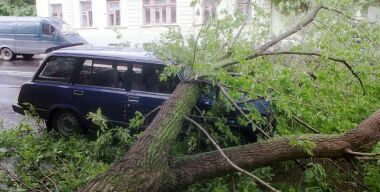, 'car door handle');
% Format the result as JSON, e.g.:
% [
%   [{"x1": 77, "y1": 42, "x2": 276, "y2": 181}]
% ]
[
  {"x1": 128, "y1": 96, "x2": 139, "y2": 103},
  {"x1": 73, "y1": 90, "x2": 84, "y2": 96}
]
